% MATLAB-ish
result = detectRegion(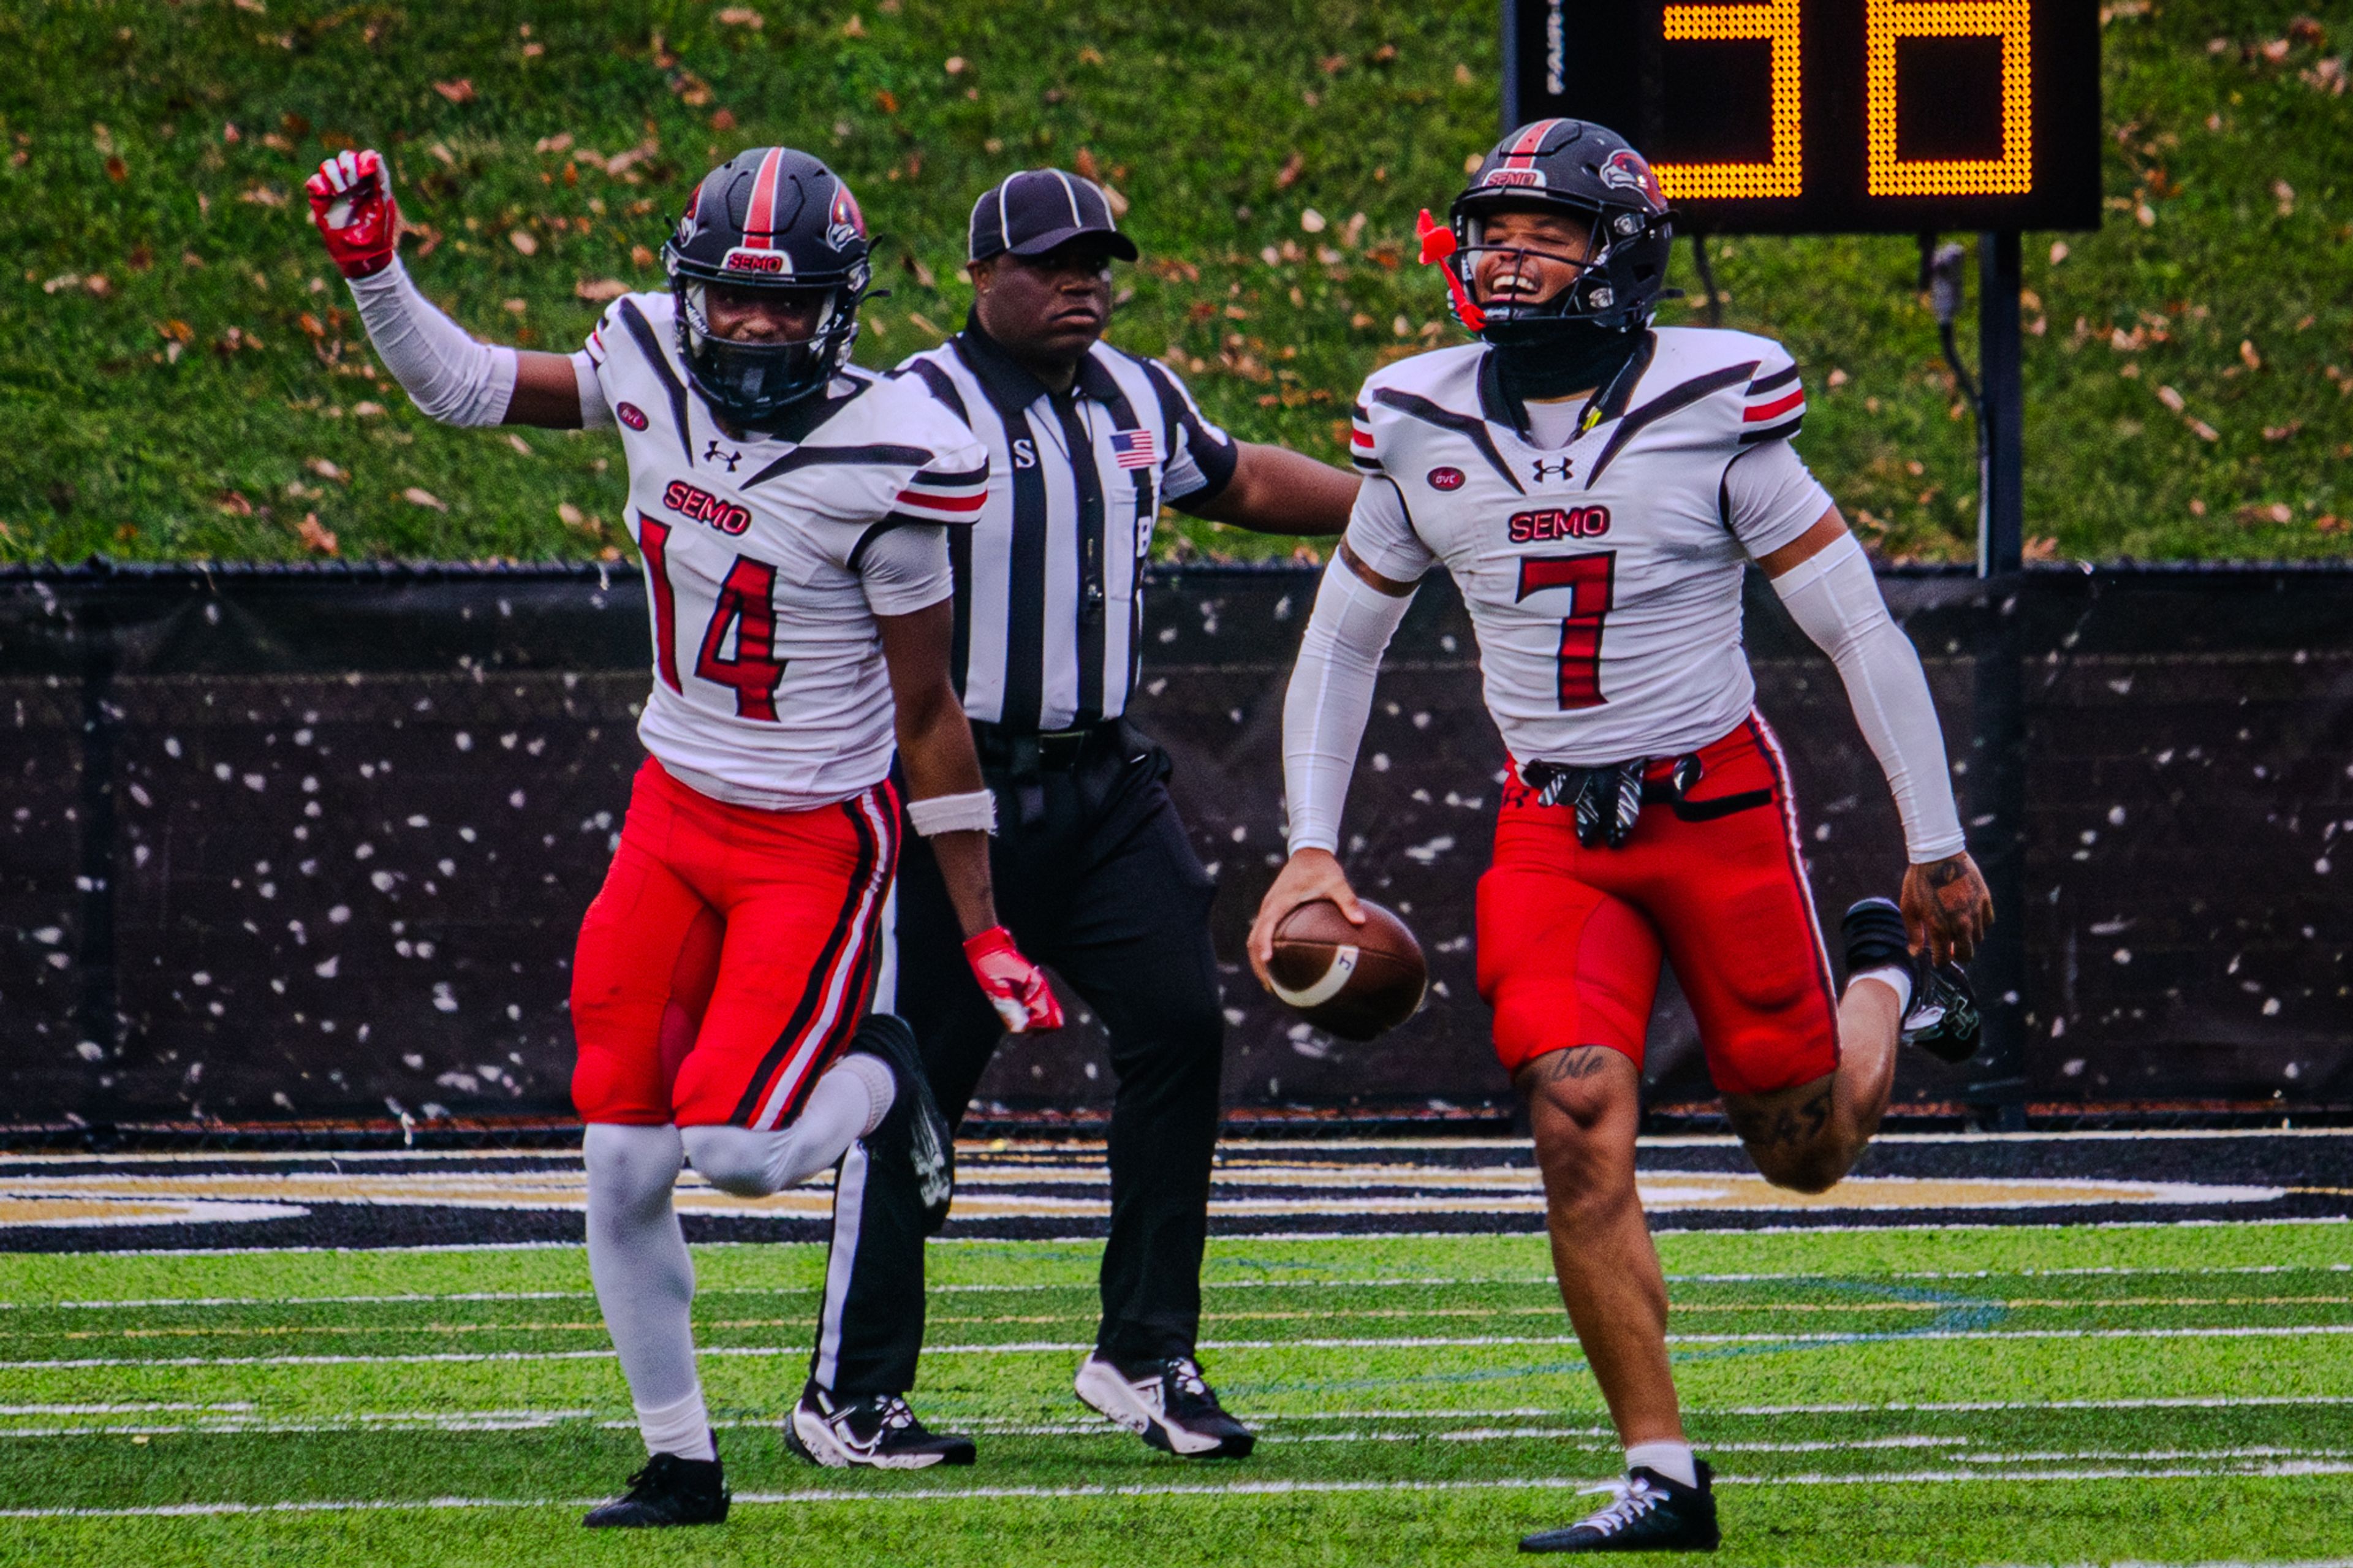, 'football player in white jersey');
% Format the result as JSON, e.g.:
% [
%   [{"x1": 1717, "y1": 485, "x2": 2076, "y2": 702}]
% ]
[
  {"x1": 1248, "y1": 120, "x2": 1995, "y2": 1553},
  {"x1": 308, "y1": 145, "x2": 1063, "y2": 1521}
]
